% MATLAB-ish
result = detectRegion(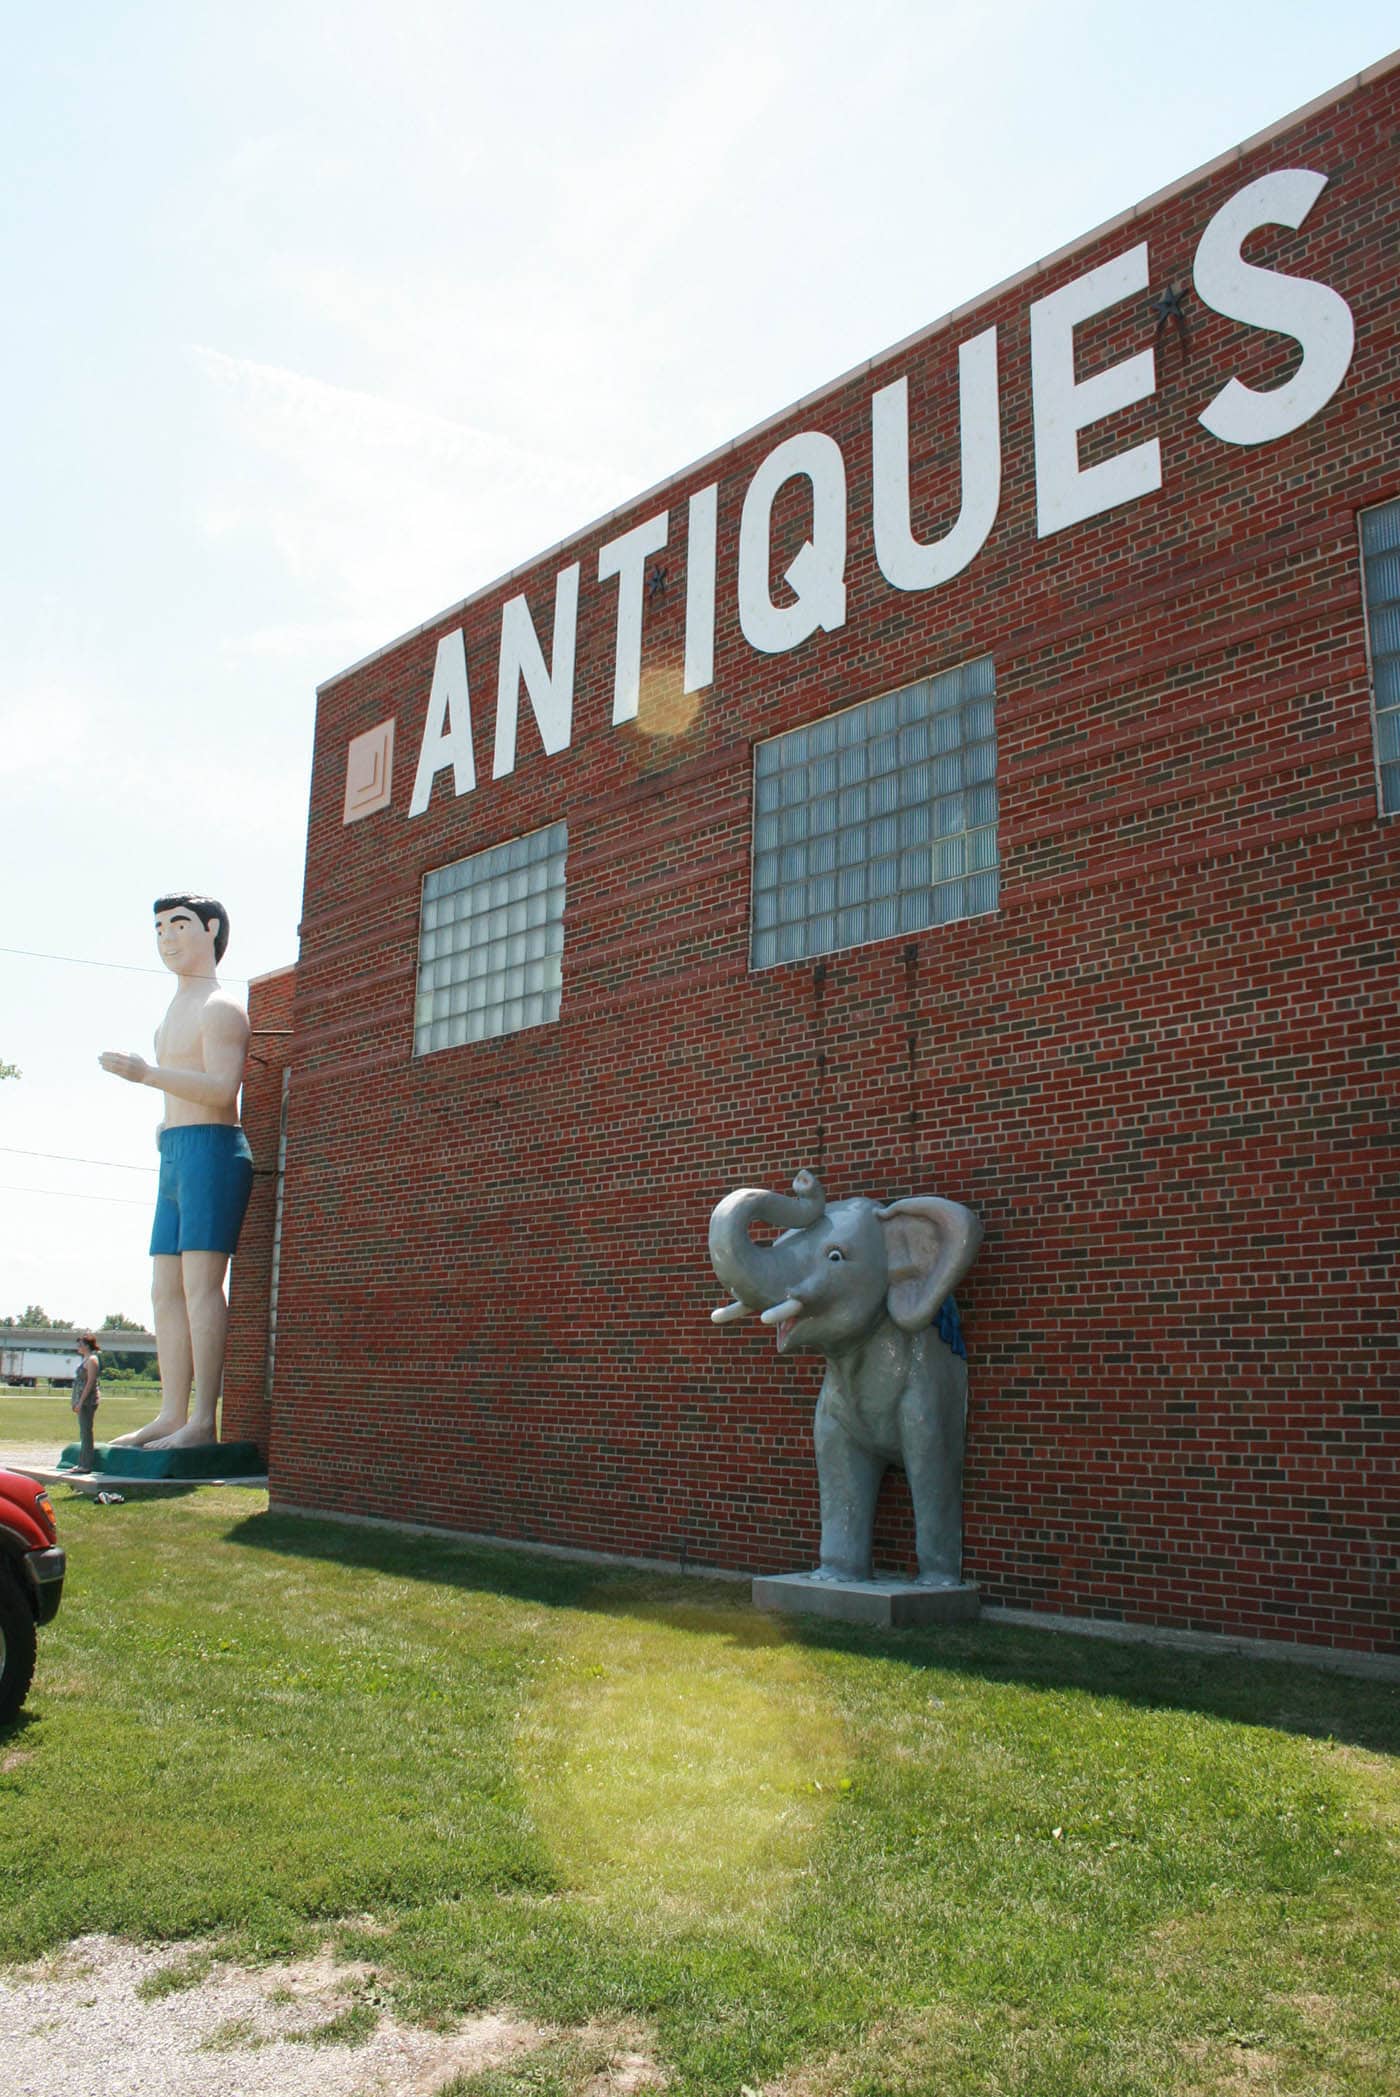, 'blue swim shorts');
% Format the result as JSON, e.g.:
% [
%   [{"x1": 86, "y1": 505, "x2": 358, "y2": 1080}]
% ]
[{"x1": 149, "y1": 1125, "x2": 254, "y2": 1257}]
